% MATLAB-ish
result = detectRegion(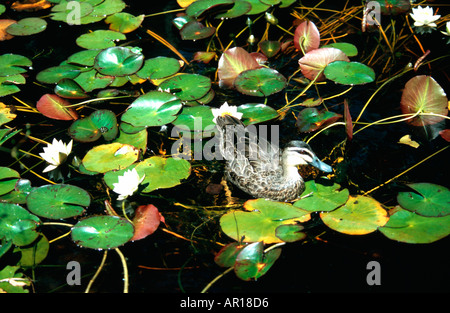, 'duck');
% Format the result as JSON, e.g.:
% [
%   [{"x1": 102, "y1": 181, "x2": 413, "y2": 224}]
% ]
[{"x1": 212, "y1": 102, "x2": 332, "y2": 202}]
